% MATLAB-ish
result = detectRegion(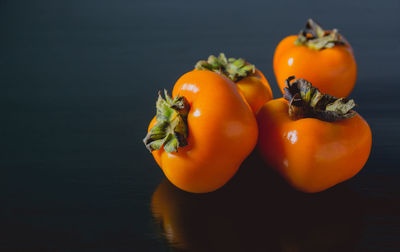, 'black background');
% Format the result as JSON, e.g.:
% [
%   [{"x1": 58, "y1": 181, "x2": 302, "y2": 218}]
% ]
[{"x1": 1, "y1": 0, "x2": 400, "y2": 251}]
